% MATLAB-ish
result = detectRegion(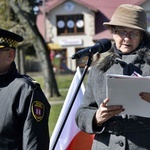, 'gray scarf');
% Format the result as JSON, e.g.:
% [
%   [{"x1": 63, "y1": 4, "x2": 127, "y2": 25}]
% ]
[{"x1": 96, "y1": 44, "x2": 150, "y2": 75}]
